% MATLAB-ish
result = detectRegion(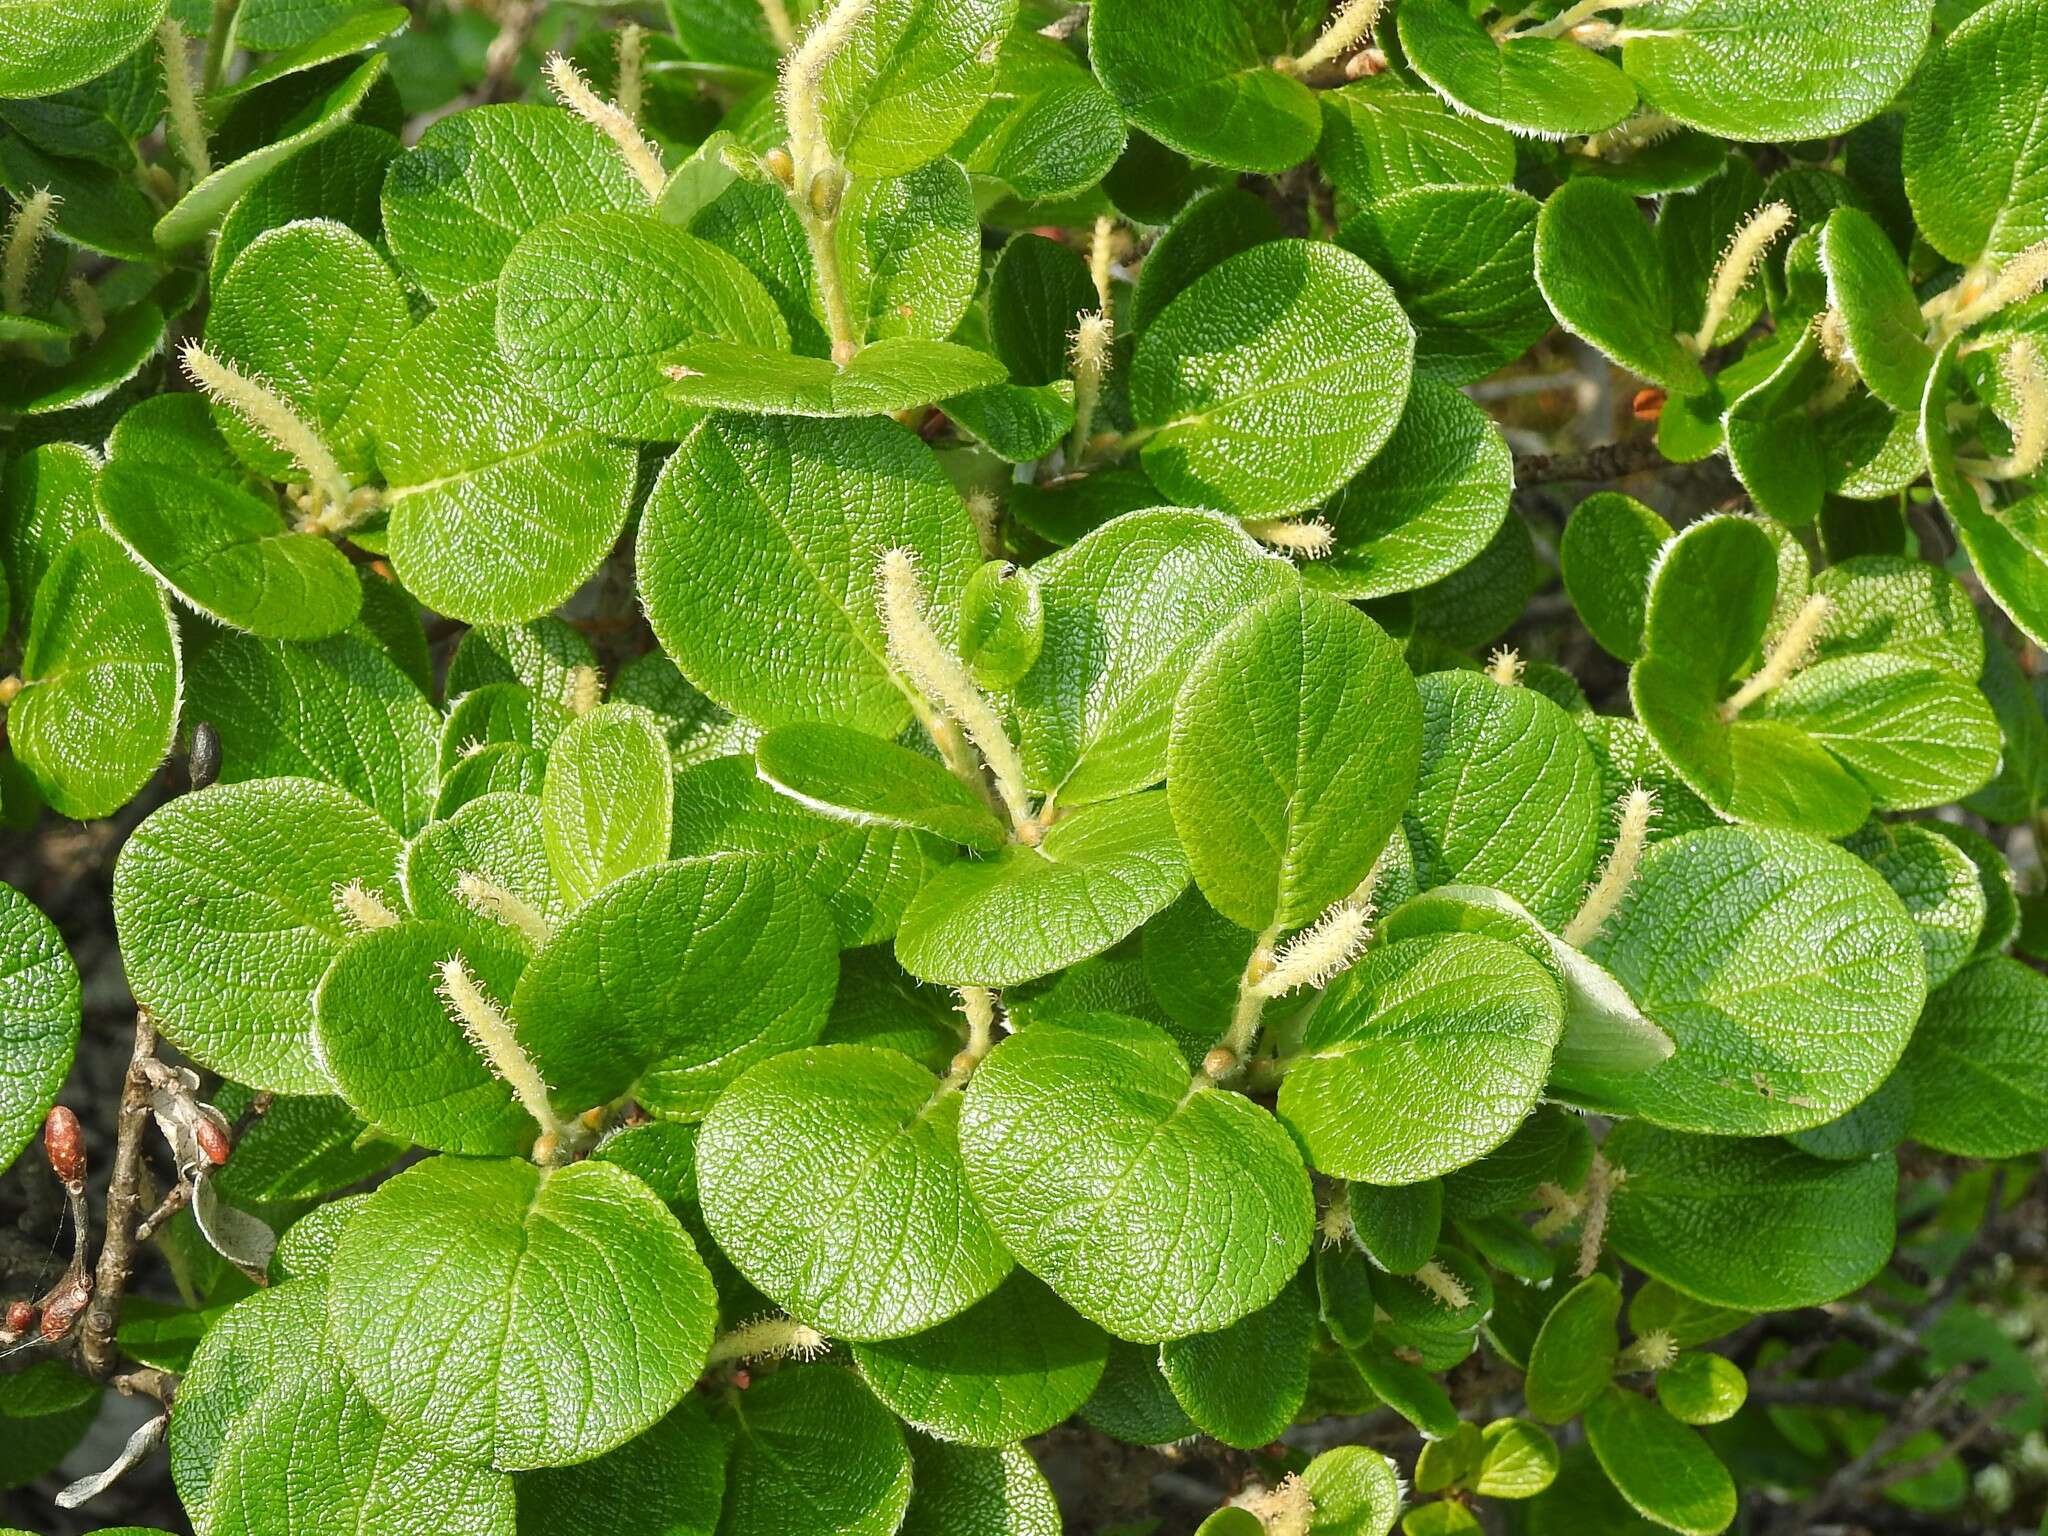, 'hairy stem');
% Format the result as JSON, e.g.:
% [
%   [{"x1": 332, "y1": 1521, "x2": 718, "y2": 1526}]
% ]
[
  {"x1": 615, "y1": 24, "x2": 646, "y2": 123},
  {"x1": 758, "y1": 0, "x2": 798, "y2": 50},
  {"x1": 1207, "y1": 925, "x2": 1282, "y2": 1079}
]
